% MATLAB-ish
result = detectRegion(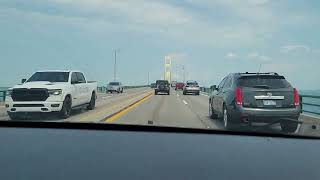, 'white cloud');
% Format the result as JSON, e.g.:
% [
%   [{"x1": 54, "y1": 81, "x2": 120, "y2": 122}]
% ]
[
  {"x1": 0, "y1": 0, "x2": 280, "y2": 48},
  {"x1": 226, "y1": 52, "x2": 237, "y2": 59},
  {"x1": 281, "y1": 45, "x2": 311, "y2": 53},
  {"x1": 248, "y1": 52, "x2": 271, "y2": 63}
]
